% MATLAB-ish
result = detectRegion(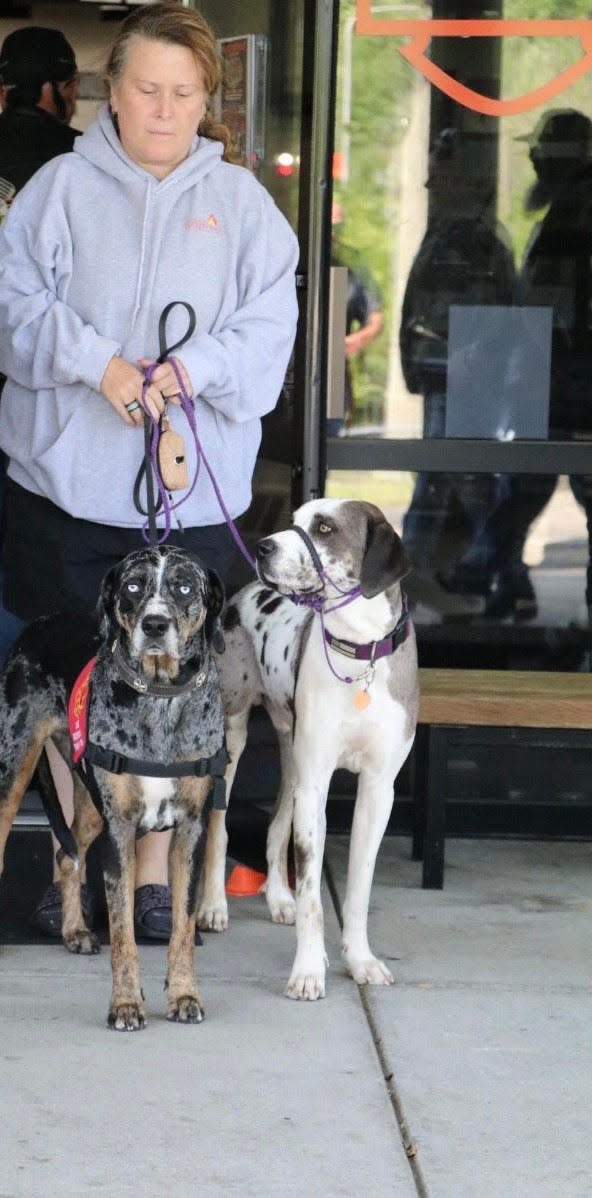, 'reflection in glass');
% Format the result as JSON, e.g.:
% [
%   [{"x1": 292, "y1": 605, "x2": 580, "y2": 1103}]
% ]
[
  {"x1": 326, "y1": 468, "x2": 590, "y2": 645},
  {"x1": 330, "y1": 3, "x2": 592, "y2": 646}
]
